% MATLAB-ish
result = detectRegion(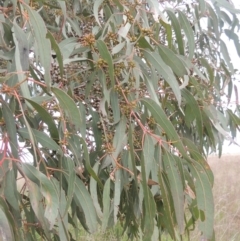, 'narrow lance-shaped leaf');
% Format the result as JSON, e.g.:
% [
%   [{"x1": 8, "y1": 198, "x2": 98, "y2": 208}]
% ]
[
  {"x1": 18, "y1": 128, "x2": 62, "y2": 154},
  {"x1": 90, "y1": 163, "x2": 103, "y2": 219},
  {"x1": 1, "y1": 99, "x2": 19, "y2": 160},
  {"x1": 158, "y1": 45, "x2": 188, "y2": 77},
  {"x1": 96, "y1": 40, "x2": 114, "y2": 87},
  {"x1": 46, "y1": 31, "x2": 64, "y2": 78},
  {"x1": 73, "y1": 178, "x2": 98, "y2": 233},
  {"x1": 22, "y1": 163, "x2": 59, "y2": 230},
  {"x1": 25, "y1": 98, "x2": 59, "y2": 141},
  {"x1": 26, "y1": 180, "x2": 52, "y2": 240},
  {"x1": 113, "y1": 169, "x2": 122, "y2": 224},
  {"x1": 62, "y1": 157, "x2": 76, "y2": 218},
  {"x1": 163, "y1": 153, "x2": 184, "y2": 234},
  {"x1": 52, "y1": 87, "x2": 83, "y2": 131},
  {"x1": 24, "y1": 4, "x2": 52, "y2": 90},
  {"x1": 166, "y1": 9, "x2": 184, "y2": 55},
  {"x1": 80, "y1": 138, "x2": 103, "y2": 188},
  {"x1": 220, "y1": 39, "x2": 234, "y2": 74},
  {"x1": 94, "y1": 0, "x2": 104, "y2": 26},
  {"x1": 0, "y1": 197, "x2": 15, "y2": 241},
  {"x1": 12, "y1": 23, "x2": 31, "y2": 99},
  {"x1": 157, "y1": 168, "x2": 176, "y2": 239},
  {"x1": 102, "y1": 178, "x2": 111, "y2": 231},
  {"x1": 187, "y1": 160, "x2": 214, "y2": 240},
  {"x1": 143, "y1": 50, "x2": 181, "y2": 105},
  {"x1": 182, "y1": 89, "x2": 203, "y2": 147},
  {"x1": 142, "y1": 98, "x2": 188, "y2": 159},
  {"x1": 178, "y1": 10, "x2": 195, "y2": 60},
  {"x1": 142, "y1": 134, "x2": 155, "y2": 180},
  {"x1": 141, "y1": 135, "x2": 156, "y2": 241}
]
